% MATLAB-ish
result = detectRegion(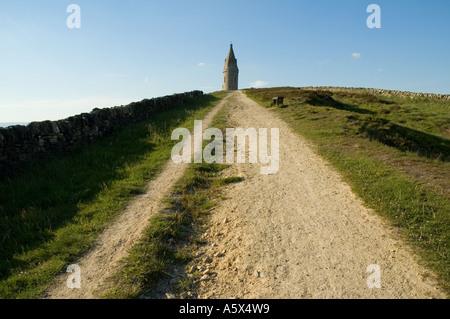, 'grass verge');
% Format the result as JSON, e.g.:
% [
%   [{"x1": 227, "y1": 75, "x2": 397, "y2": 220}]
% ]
[{"x1": 0, "y1": 91, "x2": 228, "y2": 299}]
